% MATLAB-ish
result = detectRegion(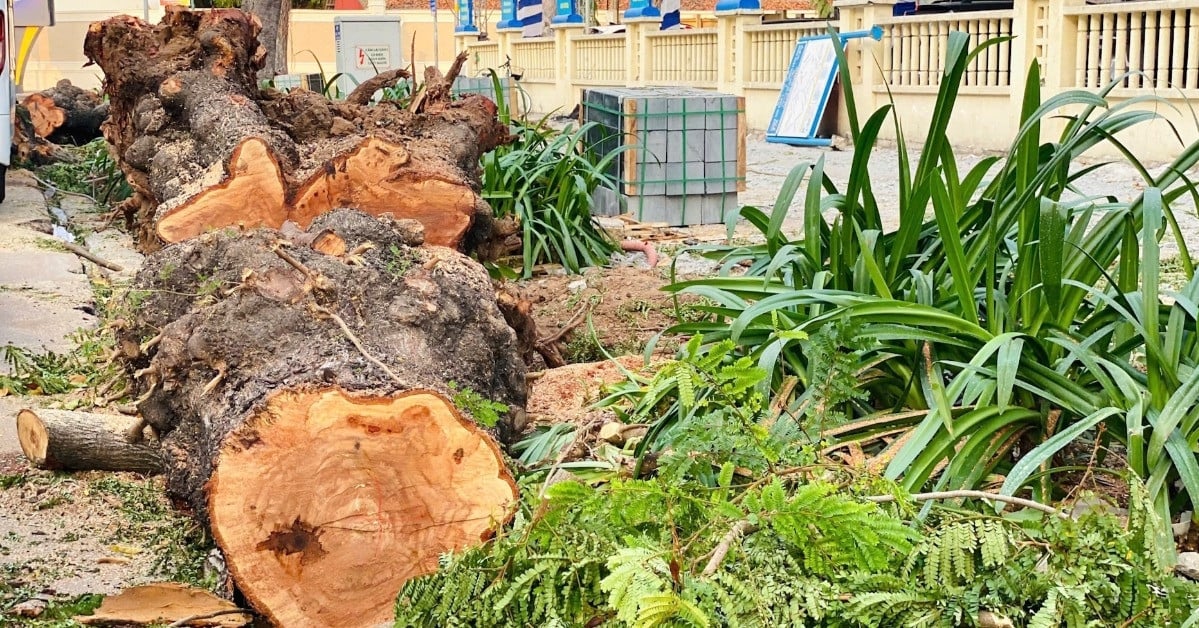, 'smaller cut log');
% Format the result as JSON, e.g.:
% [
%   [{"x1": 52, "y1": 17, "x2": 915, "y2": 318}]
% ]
[
  {"x1": 16, "y1": 408, "x2": 163, "y2": 474},
  {"x1": 21, "y1": 80, "x2": 109, "y2": 145},
  {"x1": 14, "y1": 104, "x2": 73, "y2": 166}
]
